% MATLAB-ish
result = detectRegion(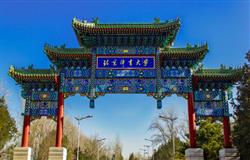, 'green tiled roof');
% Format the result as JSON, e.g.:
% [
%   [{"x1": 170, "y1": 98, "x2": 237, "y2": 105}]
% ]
[
  {"x1": 44, "y1": 43, "x2": 209, "y2": 62},
  {"x1": 160, "y1": 44, "x2": 208, "y2": 59},
  {"x1": 72, "y1": 18, "x2": 180, "y2": 29},
  {"x1": 195, "y1": 68, "x2": 242, "y2": 76},
  {"x1": 194, "y1": 68, "x2": 244, "y2": 81},
  {"x1": 44, "y1": 44, "x2": 91, "y2": 62},
  {"x1": 9, "y1": 65, "x2": 57, "y2": 83},
  {"x1": 72, "y1": 18, "x2": 180, "y2": 47},
  {"x1": 44, "y1": 44, "x2": 90, "y2": 54}
]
